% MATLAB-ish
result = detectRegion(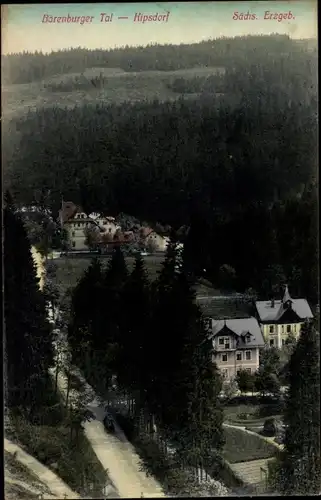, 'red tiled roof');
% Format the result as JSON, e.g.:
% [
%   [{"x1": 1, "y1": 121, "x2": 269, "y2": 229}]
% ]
[{"x1": 139, "y1": 227, "x2": 154, "y2": 238}]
